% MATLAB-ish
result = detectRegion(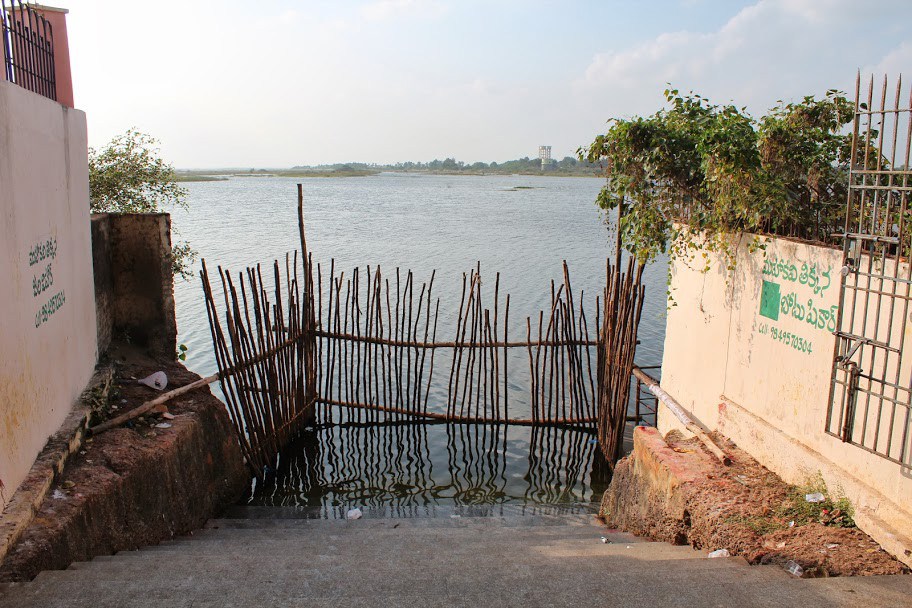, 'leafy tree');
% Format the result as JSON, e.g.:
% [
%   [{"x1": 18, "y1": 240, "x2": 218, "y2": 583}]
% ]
[
  {"x1": 579, "y1": 88, "x2": 856, "y2": 268},
  {"x1": 88, "y1": 129, "x2": 197, "y2": 279}
]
